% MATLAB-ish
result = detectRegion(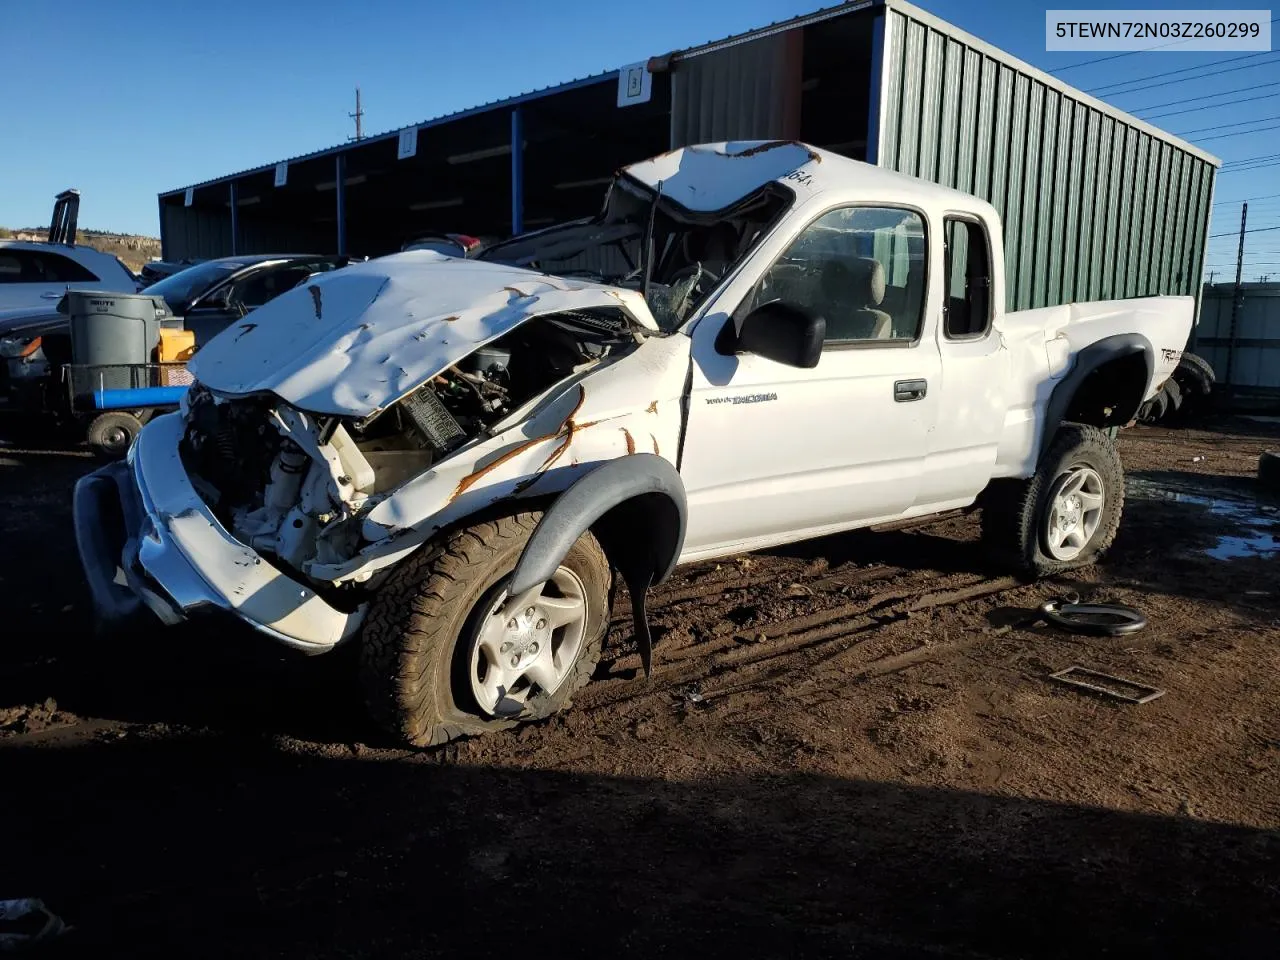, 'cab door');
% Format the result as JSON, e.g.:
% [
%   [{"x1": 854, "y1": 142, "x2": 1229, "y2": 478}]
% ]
[
  {"x1": 679, "y1": 204, "x2": 940, "y2": 558},
  {"x1": 916, "y1": 215, "x2": 1009, "y2": 508}
]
